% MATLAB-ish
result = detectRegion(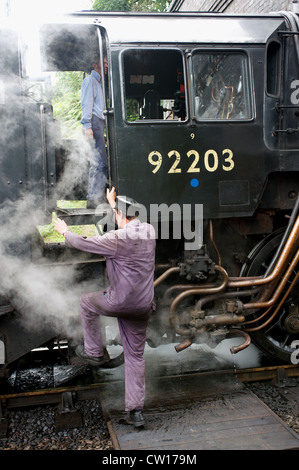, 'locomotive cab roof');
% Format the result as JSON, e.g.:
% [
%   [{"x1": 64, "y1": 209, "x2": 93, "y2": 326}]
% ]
[
  {"x1": 38, "y1": 11, "x2": 291, "y2": 69},
  {"x1": 71, "y1": 11, "x2": 287, "y2": 45},
  {"x1": 37, "y1": 11, "x2": 292, "y2": 74}
]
